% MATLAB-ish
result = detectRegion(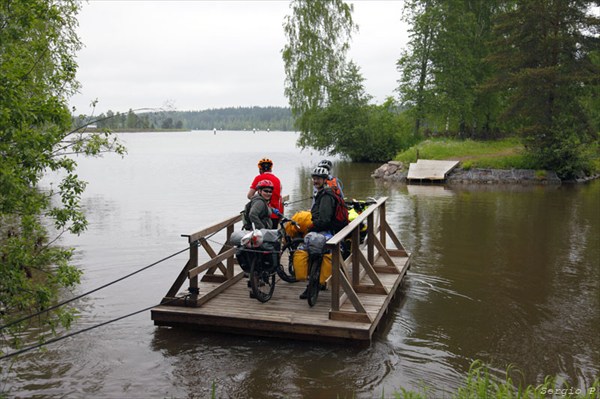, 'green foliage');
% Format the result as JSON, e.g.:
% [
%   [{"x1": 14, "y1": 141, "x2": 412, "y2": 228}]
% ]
[
  {"x1": 396, "y1": 0, "x2": 437, "y2": 137},
  {"x1": 451, "y1": 361, "x2": 600, "y2": 399},
  {"x1": 283, "y1": 2, "x2": 410, "y2": 162},
  {"x1": 397, "y1": 0, "x2": 599, "y2": 177},
  {"x1": 397, "y1": 0, "x2": 503, "y2": 139},
  {"x1": 580, "y1": 51, "x2": 600, "y2": 133},
  {"x1": 0, "y1": 0, "x2": 125, "y2": 347},
  {"x1": 296, "y1": 61, "x2": 372, "y2": 158},
  {"x1": 282, "y1": 0, "x2": 356, "y2": 124},
  {"x1": 353, "y1": 100, "x2": 419, "y2": 162},
  {"x1": 298, "y1": 65, "x2": 415, "y2": 162},
  {"x1": 525, "y1": 126, "x2": 598, "y2": 179},
  {"x1": 485, "y1": 0, "x2": 599, "y2": 179}
]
